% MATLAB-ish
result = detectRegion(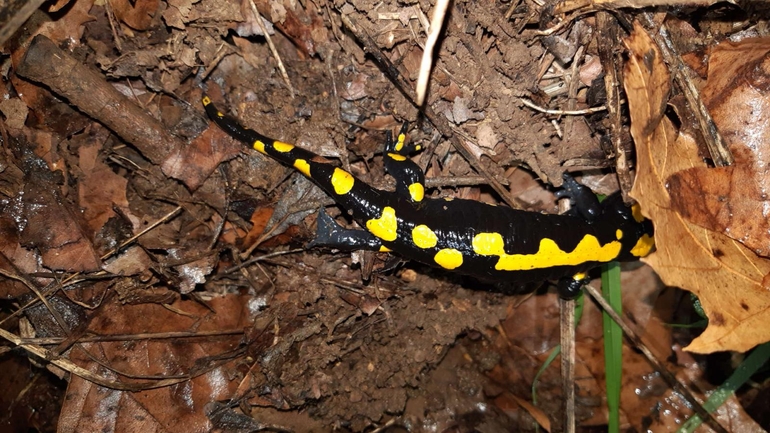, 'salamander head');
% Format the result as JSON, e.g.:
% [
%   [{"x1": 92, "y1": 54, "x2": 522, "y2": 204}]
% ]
[{"x1": 601, "y1": 195, "x2": 655, "y2": 262}]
